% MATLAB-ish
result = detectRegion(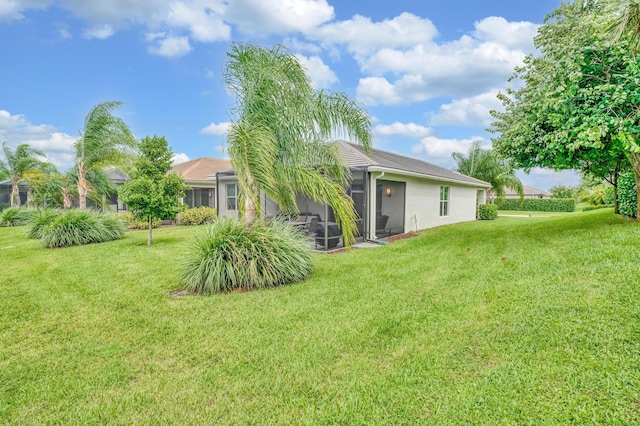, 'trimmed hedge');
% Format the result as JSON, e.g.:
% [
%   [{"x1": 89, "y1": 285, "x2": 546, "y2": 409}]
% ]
[
  {"x1": 477, "y1": 204, "x2": 498, "y2": 220},
  {"x1": 178, "y1": 206, "x2": 217, "y2": 226},
  {"x1": 498, "y1": 198, "x2": 575, "y2": 212},
  {"x1": 617, "y1": 172, "x2": 637, "y2": 218}
]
